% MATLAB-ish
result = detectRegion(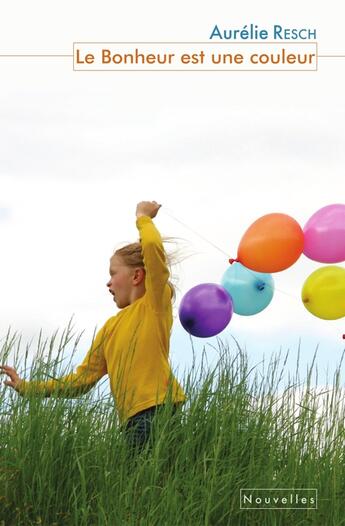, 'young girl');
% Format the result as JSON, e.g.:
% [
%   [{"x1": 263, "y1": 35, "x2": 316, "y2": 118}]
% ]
[{"x1": 0, "y1": 200, "x2": 187, "y2": 452}]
